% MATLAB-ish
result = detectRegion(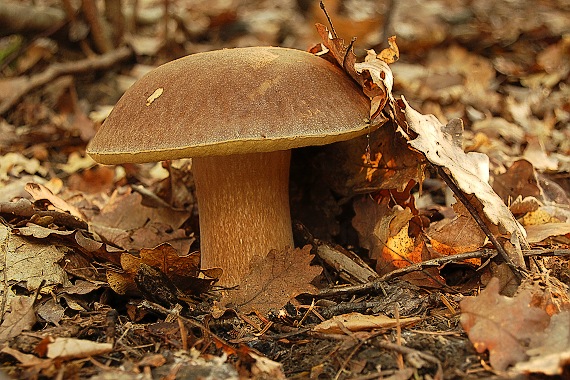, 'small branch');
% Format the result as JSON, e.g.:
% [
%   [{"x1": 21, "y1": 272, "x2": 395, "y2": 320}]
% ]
[
  {"x1": 376, "y1": 340, "x2": 443, "y2": 377},
  {"x1": 319, "y1": 1, "x2": 338, "y2": 38},
  {"x1": 0, "y1": 46, "x2": 133, "y2": 116},
  {"x1": 104, "y1": 0, "x2": 125, "y2": 47},
  {"x1": 139, "y1": 300, "x2": 235, "y2": 354},
  {"x1": 436, "y1": 166, "x2": 527, "y2": 279},
  {"x1": 81, "y1": 0, "x2": 113, "y2": 53},
  {"x1": 317, "y1": 248, "x2": 565, "y2": 299}
]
